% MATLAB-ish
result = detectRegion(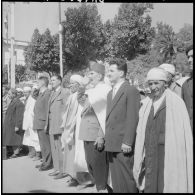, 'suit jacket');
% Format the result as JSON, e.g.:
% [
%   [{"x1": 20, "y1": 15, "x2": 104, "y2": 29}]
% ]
[
  {"x1": 79, "y1": 105, "x2": 104, "y2": 141},
  {"x1": 182, "y1": 77, "x2": 193, "y2": 129},
  {"x1": 45, "y1": 87, "x2": 70, "y2": 135},
  {"x1": 105, "y1": 81, "x2": 140, "y2": 152},
  {"x1": 33, "y1": 89, "x2": 51, "y2": 130}
]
